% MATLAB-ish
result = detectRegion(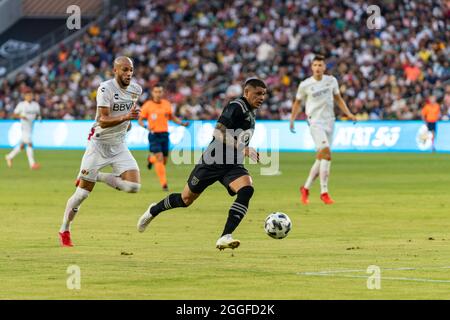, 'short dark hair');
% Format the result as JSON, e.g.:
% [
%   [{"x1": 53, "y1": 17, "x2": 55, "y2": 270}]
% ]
[
  {"x1": 312, "y1": 55, "x2": 326, "y2": 62},
  {"x1": 152, "y1": 83, "x2": 163, "y2": 90},
  {"x1": 244, "y1": 78, "x2": 267, "y2": 89}
]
